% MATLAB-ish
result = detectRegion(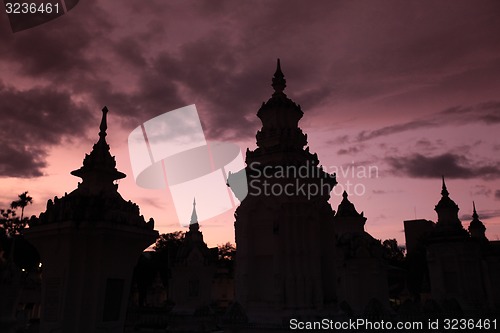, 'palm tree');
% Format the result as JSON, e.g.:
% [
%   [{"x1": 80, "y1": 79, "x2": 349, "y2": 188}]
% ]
[{"x1": 10, "y1": 191, "x2": 33, "y2": 221}]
